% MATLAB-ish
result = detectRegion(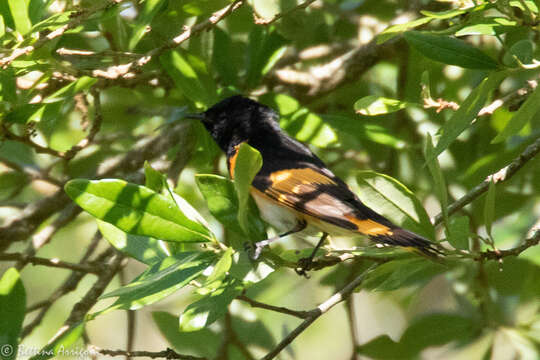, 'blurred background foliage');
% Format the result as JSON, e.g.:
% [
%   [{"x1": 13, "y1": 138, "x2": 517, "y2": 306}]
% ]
[{"x1": 0, "y1": 0, "x2": 539, "y2": 359}]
